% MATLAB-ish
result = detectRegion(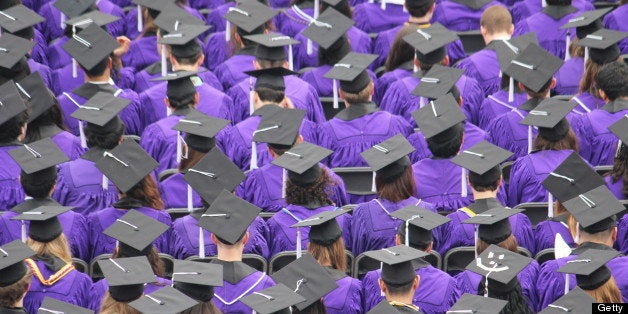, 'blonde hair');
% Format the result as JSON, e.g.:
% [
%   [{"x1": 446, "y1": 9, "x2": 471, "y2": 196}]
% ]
[
  {"x1": 480, "y1": 6, "x2": 512, "y2": 34},
  {"x1": 26, "y1": 234, "x2": 73, "y2": 264},
  {"x1": 585, "y1": 277, "x2": 623, "y2": 303},
  {"x1": 308, "y1": 238, "x2": 347, "y2": 272},
  {"x1": 341, "y1": 83, "x2": 373, "y2": 104},
  {"x1": 100, "y1": 292, "x2": 142, "y2": 314}
]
